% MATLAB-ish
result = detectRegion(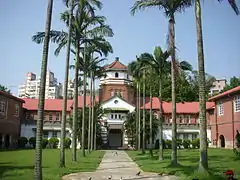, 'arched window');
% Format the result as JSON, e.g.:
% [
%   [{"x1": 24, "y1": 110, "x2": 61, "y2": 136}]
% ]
[{"x1": 115, "y1": 72, "x2": 119, "y2": 78}]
